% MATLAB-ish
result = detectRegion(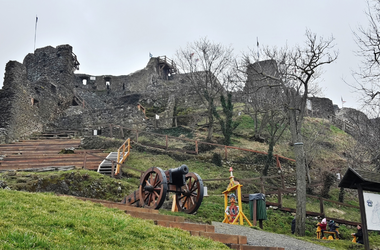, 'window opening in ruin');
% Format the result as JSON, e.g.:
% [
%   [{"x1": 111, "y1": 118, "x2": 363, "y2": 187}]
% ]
[
  {"x1": 123, "y1": 83, "x2": 125, "y2": 90},
  {"x1": 106, "y1": 81, "x2": 110, "y2": 89},
  {"x1": 82, "y1": 79, "x2": 87, "y2": 85}
]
